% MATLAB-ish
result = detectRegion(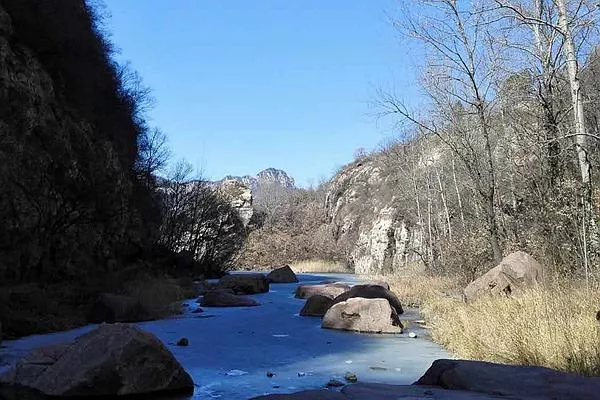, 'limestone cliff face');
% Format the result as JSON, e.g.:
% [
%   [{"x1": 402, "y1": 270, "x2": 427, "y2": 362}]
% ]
[
  {"x1": 220, "y1": 168, "x2": 295, "y2": 190},
  {"x1": 325, "y1": 158, "x2": 423, "y2": 274},
  {"x1": 217, "y1": 179, "x2": 253, "y2": 227}
]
